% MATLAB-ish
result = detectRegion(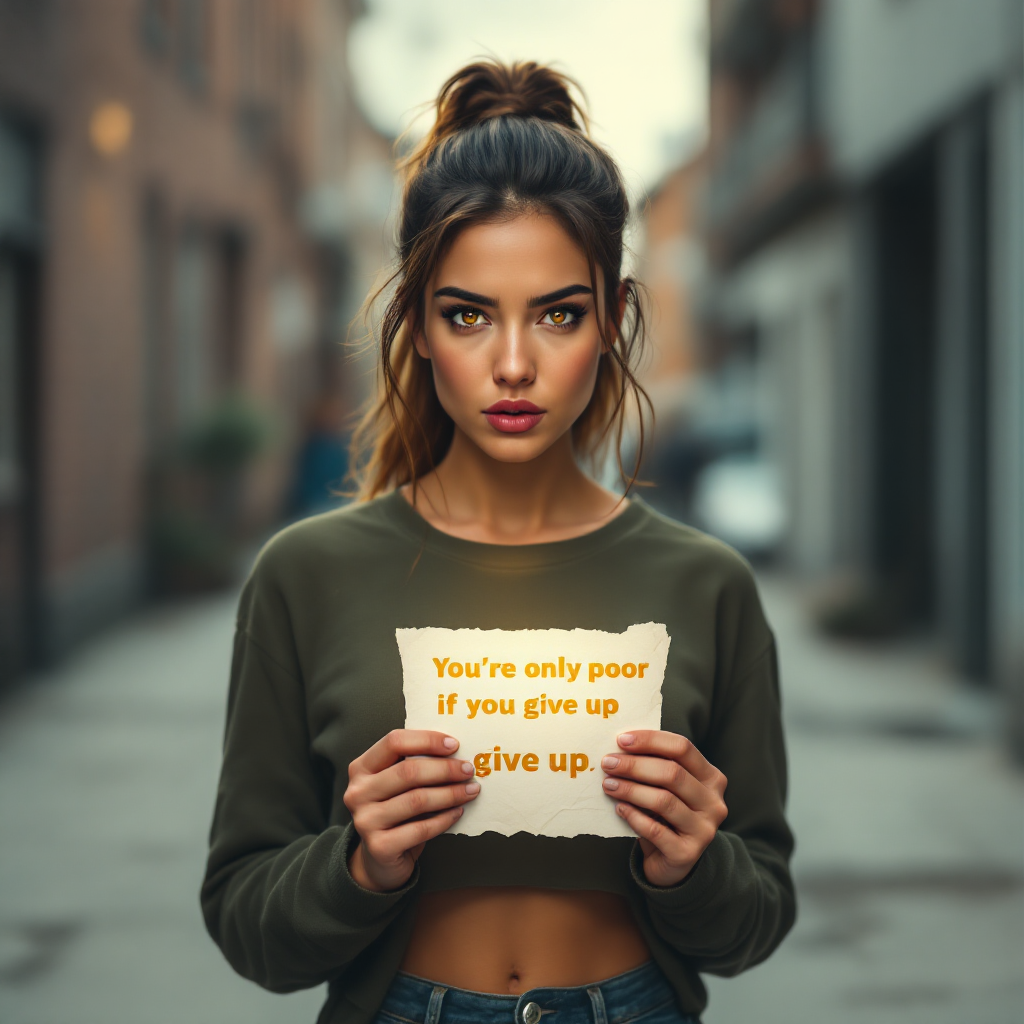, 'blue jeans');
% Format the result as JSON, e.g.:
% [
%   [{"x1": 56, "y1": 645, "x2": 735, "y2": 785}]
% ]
[{"x1": 372, "y1": 961, "x2": 699, "y2": 1024}]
